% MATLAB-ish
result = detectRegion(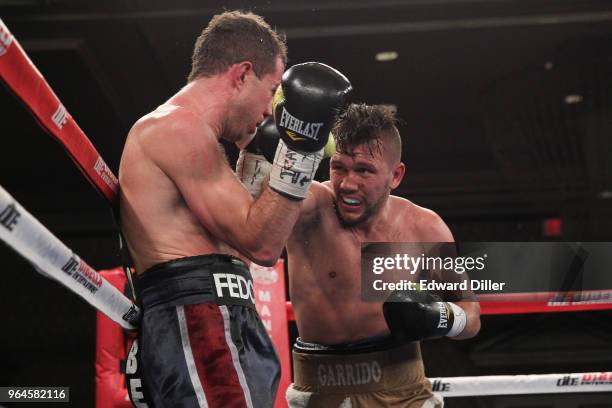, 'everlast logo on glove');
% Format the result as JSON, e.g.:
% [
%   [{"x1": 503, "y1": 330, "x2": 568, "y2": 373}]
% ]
[
  {"x1": 213, "y1": 271, "x2": 256, "y2": 307},
  {"x1": 269, "y1": 62, "x2": 351, "y2": 200},
  {"x1": 437, "y1": 302, "x2": 449, "y2": 329},
  {"x1": 279, "y1": 107, "x2": 324, "y2": 141}
]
